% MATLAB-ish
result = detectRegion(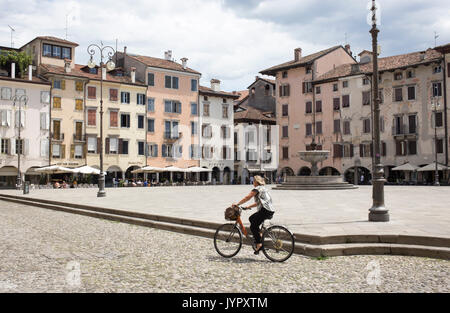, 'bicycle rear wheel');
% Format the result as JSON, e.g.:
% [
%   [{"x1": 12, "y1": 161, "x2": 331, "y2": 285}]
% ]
[
  {"x1": 214, "y1": 223, "x2": 242, "y2": 258},
  {"x1": 262, "y1": 225, "x2": 295, "y2": 262}
]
